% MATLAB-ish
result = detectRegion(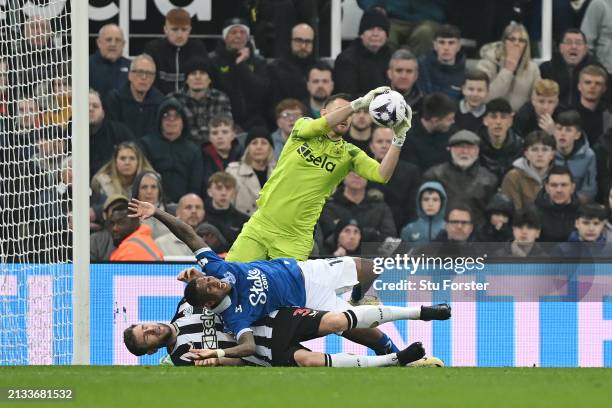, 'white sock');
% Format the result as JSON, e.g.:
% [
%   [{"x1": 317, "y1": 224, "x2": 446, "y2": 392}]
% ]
[
  {"x1": 326, "y1": 352, "x2": 399, "y2": 368},
  {"x1": 345, "y1": 306, "x2": 421, "y2": 329}
]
